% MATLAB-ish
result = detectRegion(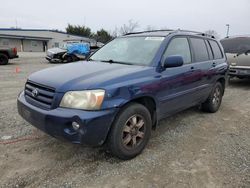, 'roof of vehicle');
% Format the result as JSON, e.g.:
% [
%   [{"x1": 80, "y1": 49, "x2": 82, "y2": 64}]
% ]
[
  {"x1": 0, "y1": 33, "x2": 52, "y2": 41},
  {"x1": 124, "y1": 29, "x2": 216, "y2": 39},
  {"x1": 221, "y1": 35, "x2": 250, "y2": 41}
]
